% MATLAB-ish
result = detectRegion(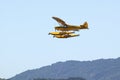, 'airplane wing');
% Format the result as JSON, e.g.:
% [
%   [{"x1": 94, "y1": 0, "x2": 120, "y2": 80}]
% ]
[{"x1": 52, "y1": 17, "x2": 68, "y2": 27}]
